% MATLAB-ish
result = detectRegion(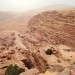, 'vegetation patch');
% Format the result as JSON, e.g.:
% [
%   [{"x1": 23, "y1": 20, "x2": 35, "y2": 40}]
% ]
[{"x1": 5, "y1": 64, "x2": 25, "y2": 75}]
